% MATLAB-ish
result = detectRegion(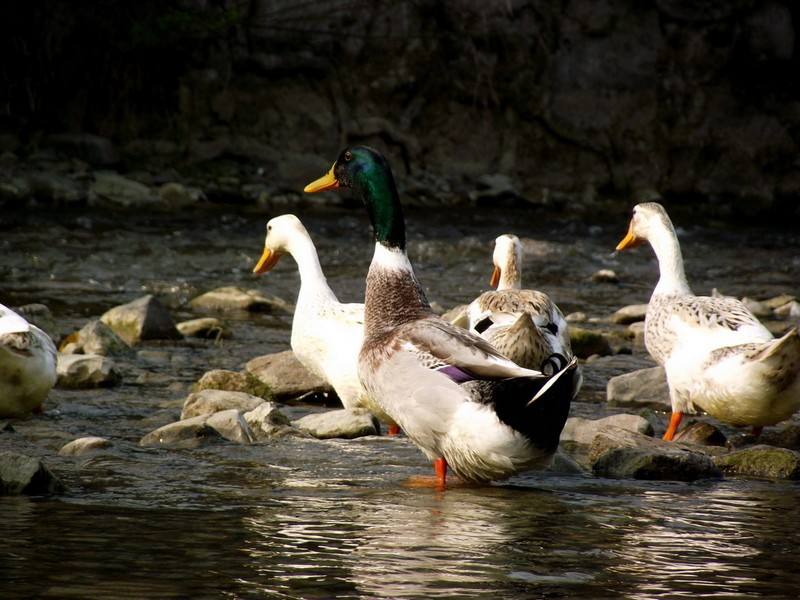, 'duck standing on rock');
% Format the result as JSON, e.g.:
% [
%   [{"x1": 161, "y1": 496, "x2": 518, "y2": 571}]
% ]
[
  {"x1": 252, "y1": 214, "x2": 399, "y2": 434},
  {"x1": 466, "y1": 234, "x2": 577, "y2": 380},
  {"x1": 0, "y1": 303, "x2": 57, "y2": 417},
  {"x1": 304, "y1": 146, "x2": 579, "y2": 486},
  {"x1": 616, "y1": 202, "x2": 800, "y2": 440}
]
